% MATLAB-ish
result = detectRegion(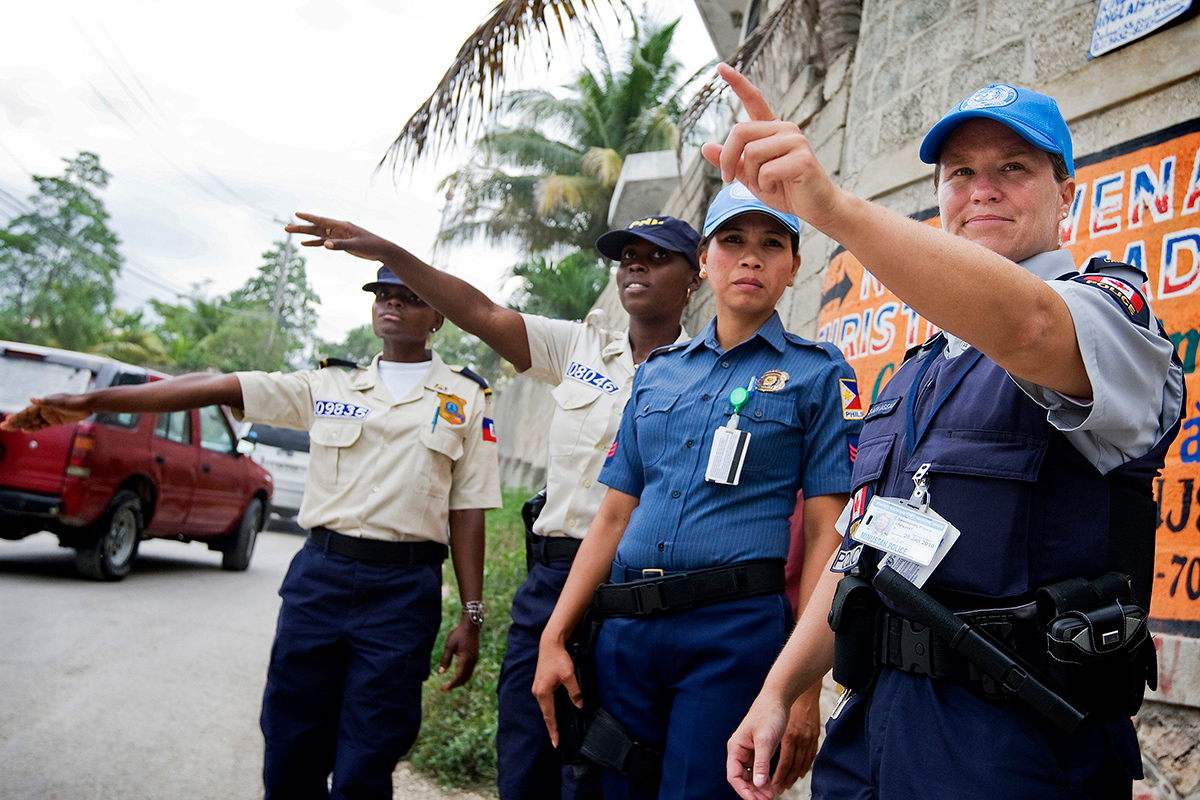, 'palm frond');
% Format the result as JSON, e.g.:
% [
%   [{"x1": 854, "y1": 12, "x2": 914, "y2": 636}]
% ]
[
  {"x1": 580, "y1": 147, "x2": 623, "y2": 187},
  {"x1": 379, "y1": 0, "x2": 625, "y2": 173},
  {"x1": 534, "y1": 174, "x2": 604, "y2": 217}
]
